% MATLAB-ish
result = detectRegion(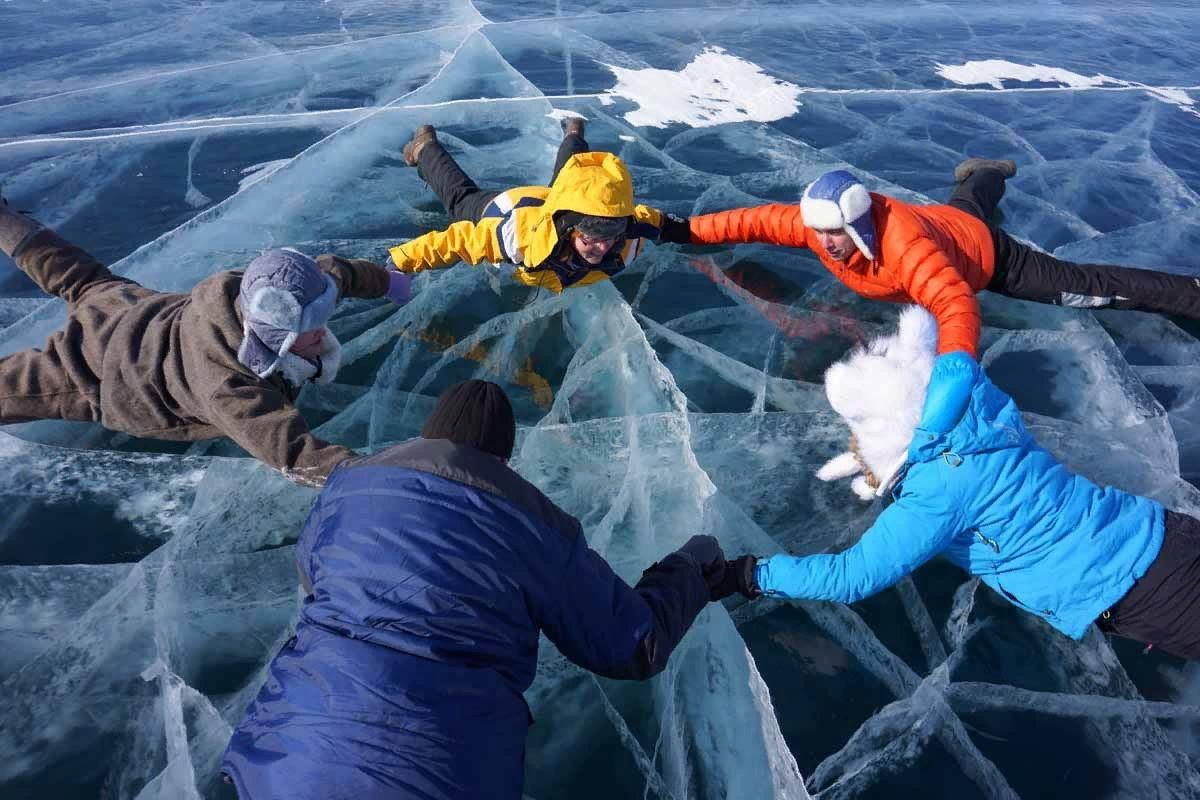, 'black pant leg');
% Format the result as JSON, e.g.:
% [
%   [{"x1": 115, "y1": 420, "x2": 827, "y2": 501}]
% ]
[
  {"x1": 948, "y1": 167, "x2": 1007, "y2": 222},
  {"x1": 1100, "y1": 511, "x2": 1200, "y2": 659},
  {"x1": 549, "y1": 134, "x2": 589, "y2": 186},
  {"x1": 416, "y1": 141, "x2": 500, "y2": 223},
  {"x1": 988, "y1": 230, "x2": 1200, "y2": 317}
]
